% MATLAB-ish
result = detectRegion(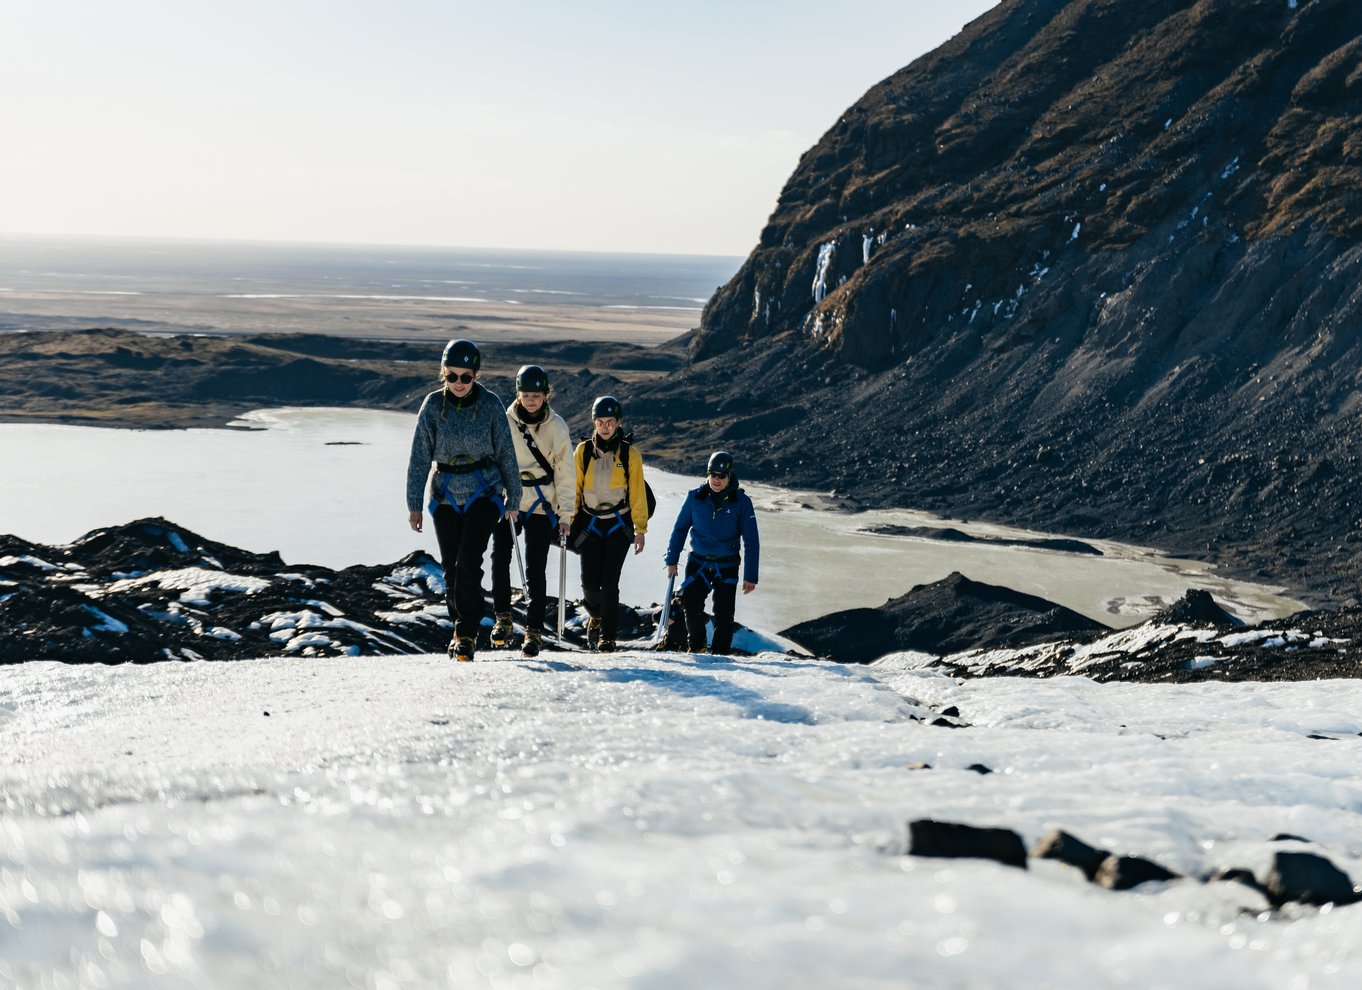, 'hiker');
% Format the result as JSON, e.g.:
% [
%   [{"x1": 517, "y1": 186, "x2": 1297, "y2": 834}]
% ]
[
  {"x1": 663, "y1": 451, "x2": 759, "y2": 655},
  {"x1": 572, "y1": 395, "x2": 648, "y2": 652},
  {"x1": 406, "y1": 339, "x2": 521, "y2": 663},
  {"x1": 489, "y1": 364, "x2": 575, "y2": 658}
]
